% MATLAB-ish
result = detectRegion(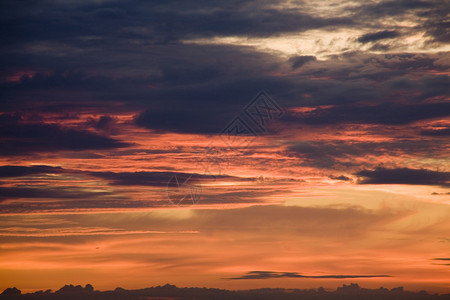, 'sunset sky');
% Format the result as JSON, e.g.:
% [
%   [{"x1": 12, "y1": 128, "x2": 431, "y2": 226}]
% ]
[{"x1": 1, "y1": 0, "x2": 449, "y2": 294}]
